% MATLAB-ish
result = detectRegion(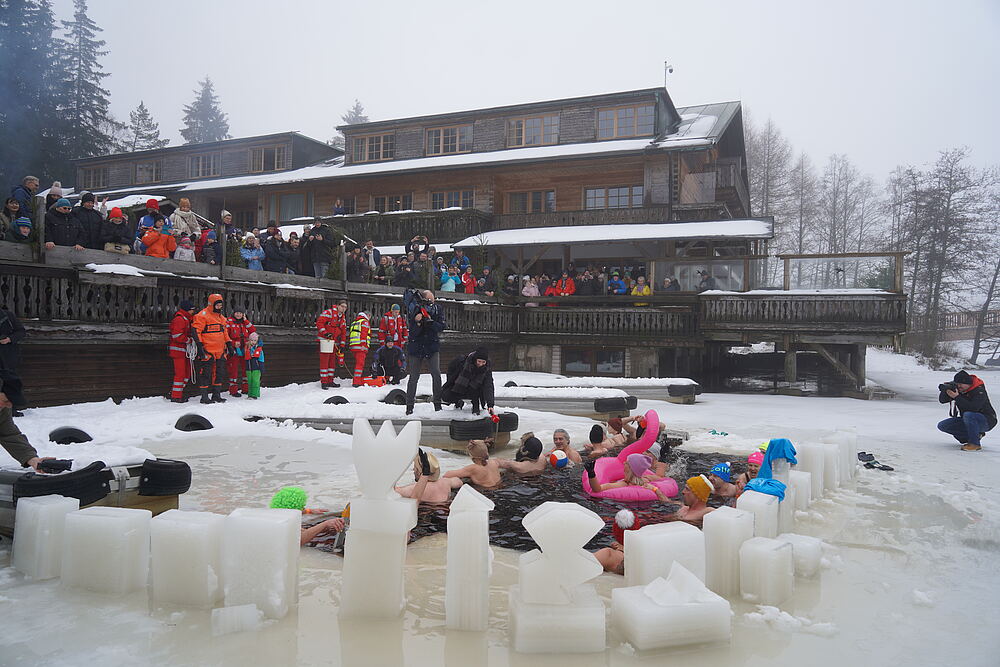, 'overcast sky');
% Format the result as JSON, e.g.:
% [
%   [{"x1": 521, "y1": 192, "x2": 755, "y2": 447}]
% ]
[{"x1": 60, "y1": 0, "x2": 998, "y2": 177}]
